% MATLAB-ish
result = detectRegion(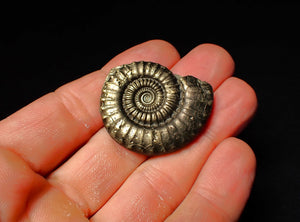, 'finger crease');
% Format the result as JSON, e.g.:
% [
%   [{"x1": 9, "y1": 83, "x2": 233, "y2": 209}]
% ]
[
  {"x1": 193, "y1": 185, "x2": 233, "y2": 222},
  {"x1": 140, "y1": 164, "x2": 186, "y2": 211},
  {"x1": 54, "y1": 88, "x2": 94, "y2": 132}
]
